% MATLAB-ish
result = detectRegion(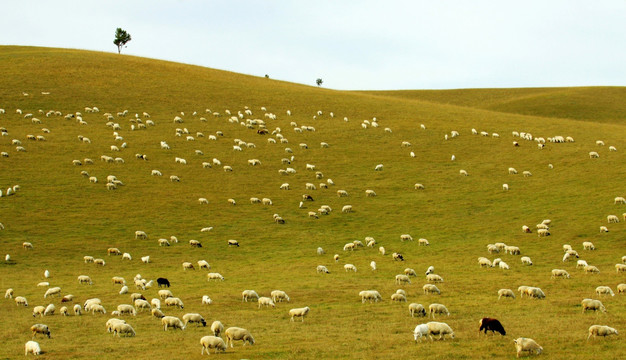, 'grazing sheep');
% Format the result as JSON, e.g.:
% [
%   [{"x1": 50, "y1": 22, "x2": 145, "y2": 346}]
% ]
[
  {"x1": 589, "y1": 151, "x2": 600, "y2": 158},
  {"x1": 200, "y1": 335, "x2": 227, "y2": 355},
  {"x1": 117, "y1": 304, "x2": 137, "y2": 316},
  {"x1": 270, "y1": 290, "x2": 290, "y2": 303},
  {"x1": 392, "y1": 253, "x2": 404, "y2": 261},
  {"x1": 525, "y1": 287, "x2": 546, "y2": 299},
  {"x1": 211, "y1": 320, "x2": 224, "y2": 337},
  {"x1": 112, "y1": 323, "x2": 136, "y2": 337},
  {"x1": 141, "y1": 256, "x2": 150, "y2": 263},
  {"x1": 207, "y1": 273, "x2": 225, "y2": 281},
  {"x1": 459, "y1": 169, "x2": 468, "y2": 176},
  {"x1": 73, "y1": 304, "x2": 82, "y2": 315},
  {"x1": 344, "y1": 264, "x2": 357, "y2": 272},
  {"x1": 596, "y1": 286, "x2": 615, "y2": 297},
  {"x1": 583, "y1": 242, "x2": 595, "y2": 250},
  {"x1": 32, "y1": 306, "x2": 46, "y2": 318},
  {"x1": 15, "y1": 296, "x2": 28, "y2": 306},
  {"x1": 198, "y1": 260, "x2": 210, "y2": 269},
  {"x1": 258, "y1": 296, "x2": 275, "y2": 308},
  {"x1": 600, "y1": 226, "x2": 609, "y2": 232},
  {"x1": 478, "y1": 257, "x2": 493, "y2": 267},
  {"x1": 521, "y1": 256, "x2": 533, "y2": 265},
  {"x1": 429, "y1": 304, "x2": 450, "y2": 318},
  {"x1": 551, "y1": 269, "x2": 570, "y2": 279},
  {"x1": 426, "y1": 321, "x2": 455, "y2": 341},
  {"x1": 44, "y1": 287, "x2": 61, "y2": 298},
  {"x1": 359, "y1": 290, "x2": 382, "y2": 303},
  {"x1": 341, "y1": 205, "x2": 353, "y2": 213},
  {"x1": 400, "y1": 234, "x2": 413, "y2": 242},
  {"x1": 409, "y1": 303, "x2": 426, "y2": 317},
  {"x1": 289, "y1": 306, "x2": 310, "y2": 322},
  {"x1": 581, "y1": 298, "x2": 606, "y2": 313},
  {"x1": 379, "y1": 246, "x2": 385, "y2": 256},
  {"x1": 374, "y1": 164, "x2": 383, "y2": 171},
  {"x1": 617, "y1": 284, "x2": 626, "y2": 294},
  {"x1": 427, "y1": 274, "x2": 444, "y2": 283},
  {"x1": 225, "y1": 327, "x2": 255, "y2": 347},
  {"x1": 31, "y1": 324, "x2": 51, "y2": 338},
  {"x1": 498, "y1": 288, "x2": 516, "y2": 300},
  {"x1": 183, "y1": 313, "x2": 207, "y2": 327},
  {"x1": 164, "y1": 297, "x2": 184, "y2": 309},
  {"x1": 42, "y1": 304, "x2": 55, "y2": 316},
  {"x1": 151, "y1": 298, "x2": 161, "y2": 309},
  {"x1": 5, "y1": 288, "x2": 14, "y2": 299},
  {"x1": 23, "y1": 242, "x2": 34, "y2": 250},
  {"x1": 513, "y1": 338, "x2": 543, "y2": 357},
  {"x1": 395, "y1": 274, "x2": 411, "y2": 285},
  {"x1": 242, "y1": 290, "x2": 260, "y2": 302},
  {"x1": 135, "y1": 231, "x2": 147, "y2": 239},
  {"x1": 162, "y1": 316, "x2": 186, "y2": 331},
  {"x1": 415, "y1": 183, "x2": 425, "y2": 190},
  {"x1": 588, "y1": 325, "x2": 618, "y2": 340},
  {"x1": 24, "y1": 341, "x2": 41, "y2": 356},
  {"x1": 616, "y1": 264, "x2": 626, "y2": 273},
  {"x1": 584, "y1": 265, "x2": 600, "y2": 274},
  {"x1": 422, "y1": 284, "x2": 441, "y2": 296},
  {"x1": 413, "y1": 323, "x2": 429, "y2": 342},
  {"x1": 479, "y1": 318, "x2": 506, "y2": 335},
  {"x1": 151, "y1": 308, "x2": 165, "y2": 318},
  {"x1": 77, "y1": 275, "x2": 92, "y2": 285},
  {"x1": 182, "y1": 262, "x2": 195, "y2": 270},
  {"x1": 158, "y1": 290, "x2": 173, "y2": 299},
  {"x1": 189, "y1": 239, "x2": 203, "y2": 248},
  {"x1": 537, "y1": 229, "x2": 550, "y2": 237}
]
